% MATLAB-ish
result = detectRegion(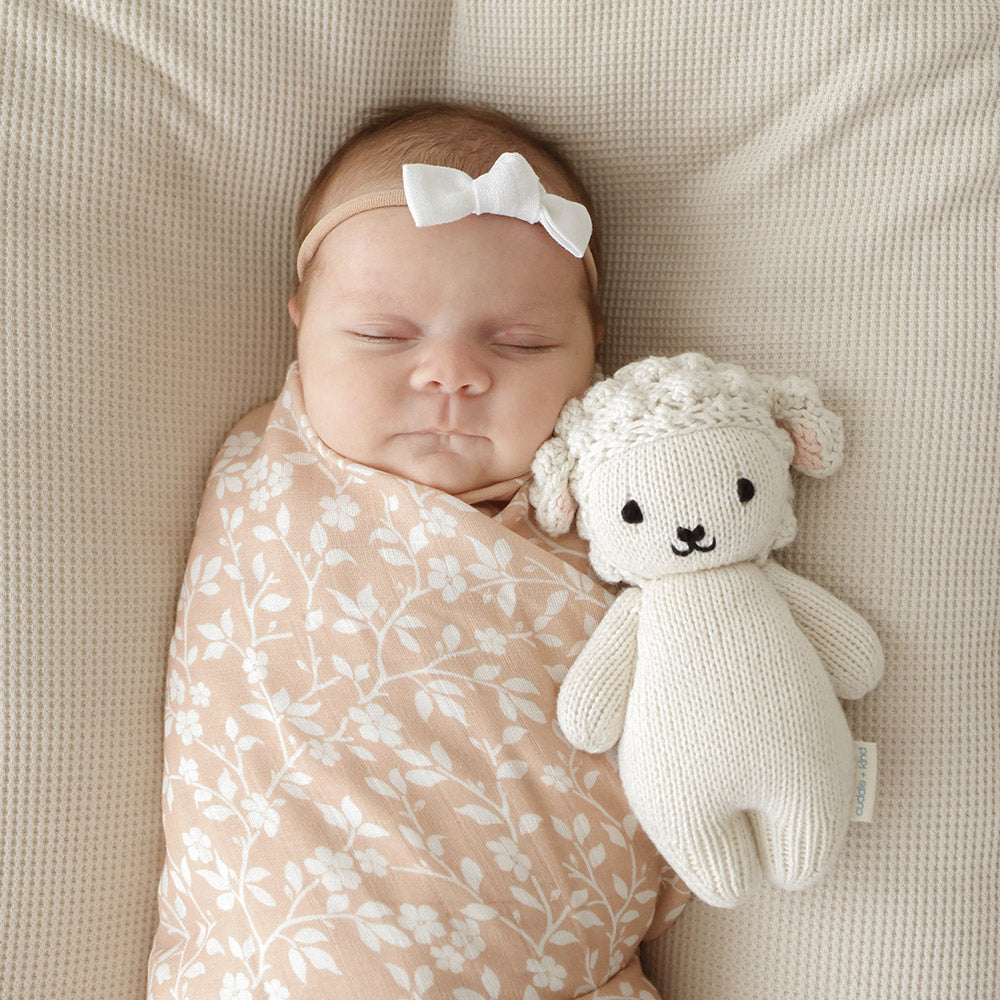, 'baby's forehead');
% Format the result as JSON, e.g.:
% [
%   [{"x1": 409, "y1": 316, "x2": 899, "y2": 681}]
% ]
[{"x1": 312, "y1": 209, "x2": 585, "y2": 307}]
